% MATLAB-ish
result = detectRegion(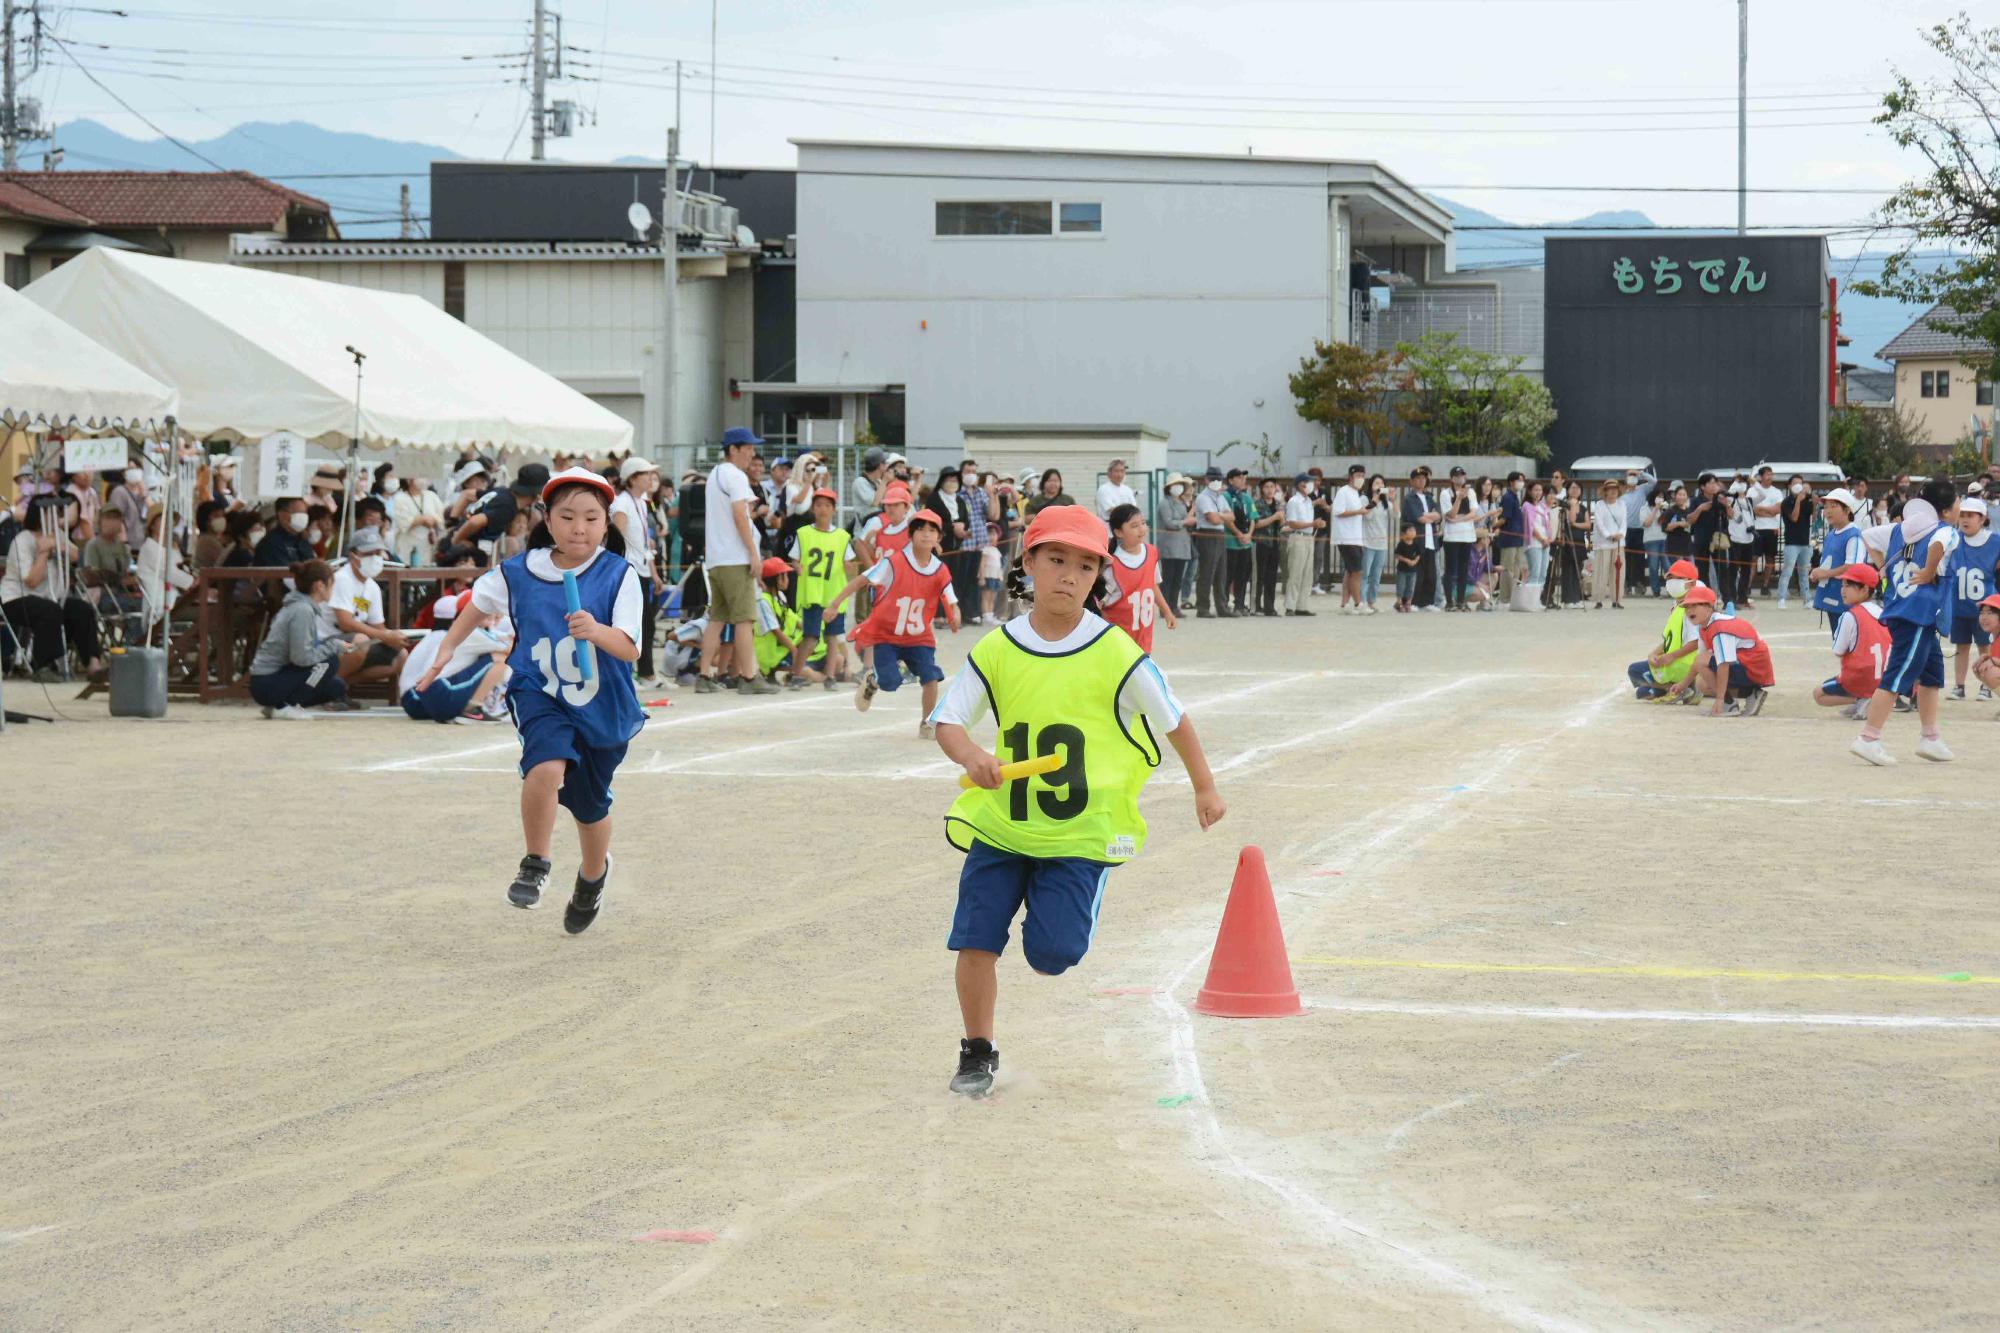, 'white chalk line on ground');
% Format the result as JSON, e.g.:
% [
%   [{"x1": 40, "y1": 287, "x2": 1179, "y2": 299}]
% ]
[
  {"x1": 1563, "y1": 787, "x2": 2000, "y2": 811},
  {"x1": 1382, "y1": 1052, "x2": 1581, "y2": 1154},
  {"x1": 1305, "y1": 998, "x2": 2000, "y2": 1031},
  {"x1": 1144, "y1": 679, "x2": 1632, "y2": 1333},
  {"x1": 1209, "y1": 676, "x2": 1494, "y2": 777}
]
